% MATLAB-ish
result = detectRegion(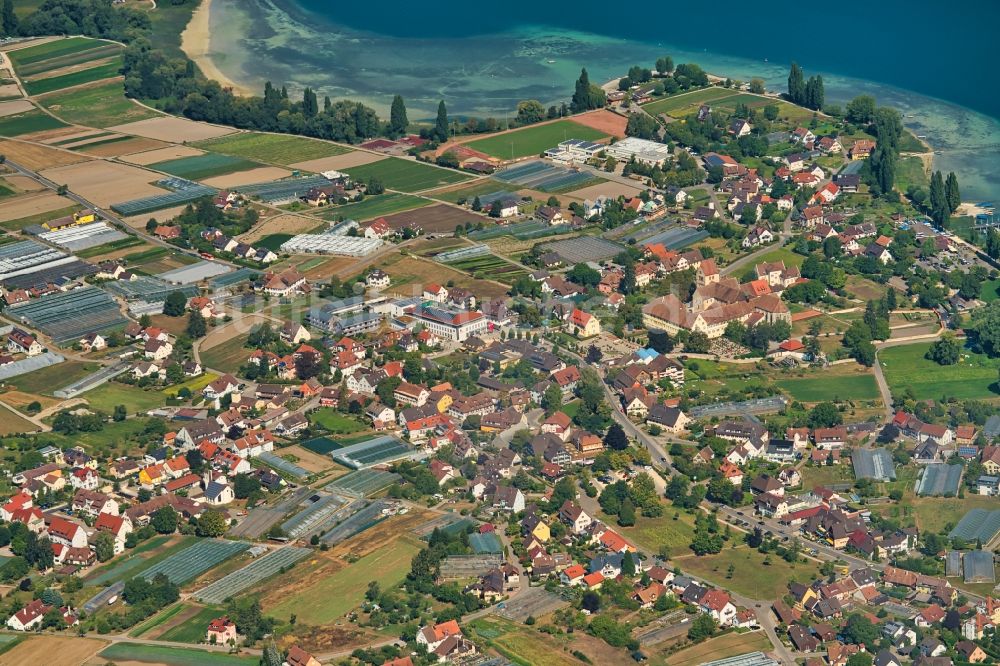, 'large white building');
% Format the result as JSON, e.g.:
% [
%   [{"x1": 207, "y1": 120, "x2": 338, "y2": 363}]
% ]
[
  {"x1": 604, "y1": 137, "x2": 674, "y2": 167},
  {"x1": 545, "y1": 139, "x2": 605, "y2": 163},
  {"x1": 411, "y1": 306, "x2": 488, "y2": 342}
]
